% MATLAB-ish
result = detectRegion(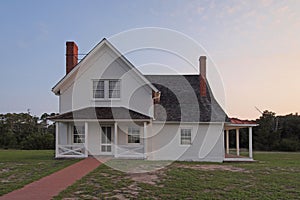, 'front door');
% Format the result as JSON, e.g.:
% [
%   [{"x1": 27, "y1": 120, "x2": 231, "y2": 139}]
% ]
[{"x1": 101, "y1": 126, "x2": 112, "y2": 154}]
